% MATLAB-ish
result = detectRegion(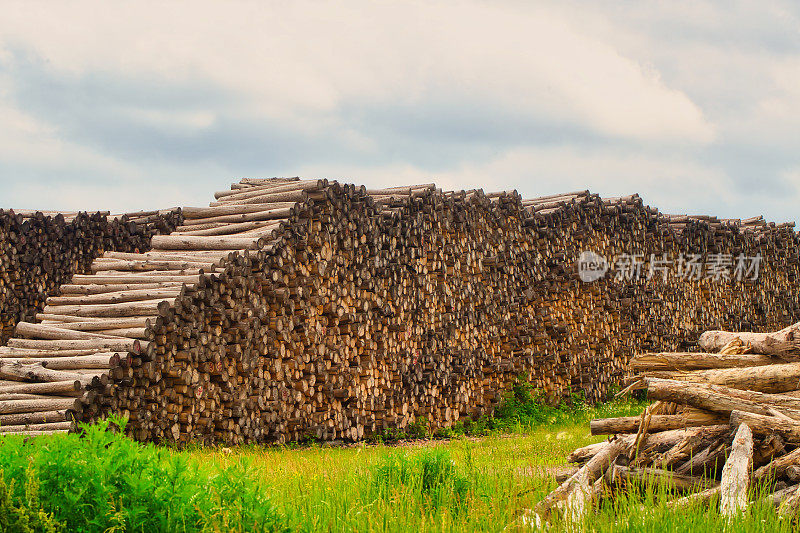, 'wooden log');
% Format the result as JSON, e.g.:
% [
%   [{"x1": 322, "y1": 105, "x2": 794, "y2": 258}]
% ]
[
  {"x1": 699, "y1": 322, "x2": 800, "y2": 361},
  {"x1": 33, "y1": 317, "x2": 152, "y2": 331},
  {"x1": 642, "y1": 363, "x2": 800, "y2": 394},
  {"x1": 180, "y1": 204, "x2": 296, "y2": 219},
  {"x1": 729, "y1": 410, "x2": 800, "y2": 442},
  {"x1": 534, "y1": 437, "x2": 628, "y2": 522},
  {"x1": 0, "y1": 380, "x2": 83, "y2": 394},
  {"x1": 754, "y1": 447, "x2": 800, "y2": 481},
  {"x1": 719, "y1": 423, "x2": 753, "y2": 516},
  {"x1": 645, "y1": 378, "x2": 800, "y2": 420},
  {"x1": 0, "y1": 353, "x2": 122, "y2": 370},
  {"x1": 5, "y1": 338, "x2": 143, "y2": 354},
  {"x1": 631, "y1": 352, "x2": 780, "y2": 371},
  {"x1": 179, "y1": 208, "x2": 293, "y2": 226},
  {"x1": 0, "y1": 397, "x2": 79, "y2": 414},
  {"x1": 667, "y1": 486, "x2": 721, "y2": 510},
  {"x1": 0, "y1": 421, "x2": 71, "y2": 433},
  {"x1": 43, "y1": 299, "x2": 171, "y2": 318},
  {"x1": 0, "y1": 410, "x2": 68, "y2": 425},
  {"x1": 0, "y1": 362, "x2": 94, "y2": 383},
  {"x1": 14, "y1": 322, "x2": 122, "y2": 341},
  {"x1": 69, "y1": 274, "x2": 200, "y2": 285},
  {"x1": 591, "y1": 410, "x2": 725, "y2": 435},
  {"x1": 609, "y1": 464, "x2": 717, "y2": 493}
]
